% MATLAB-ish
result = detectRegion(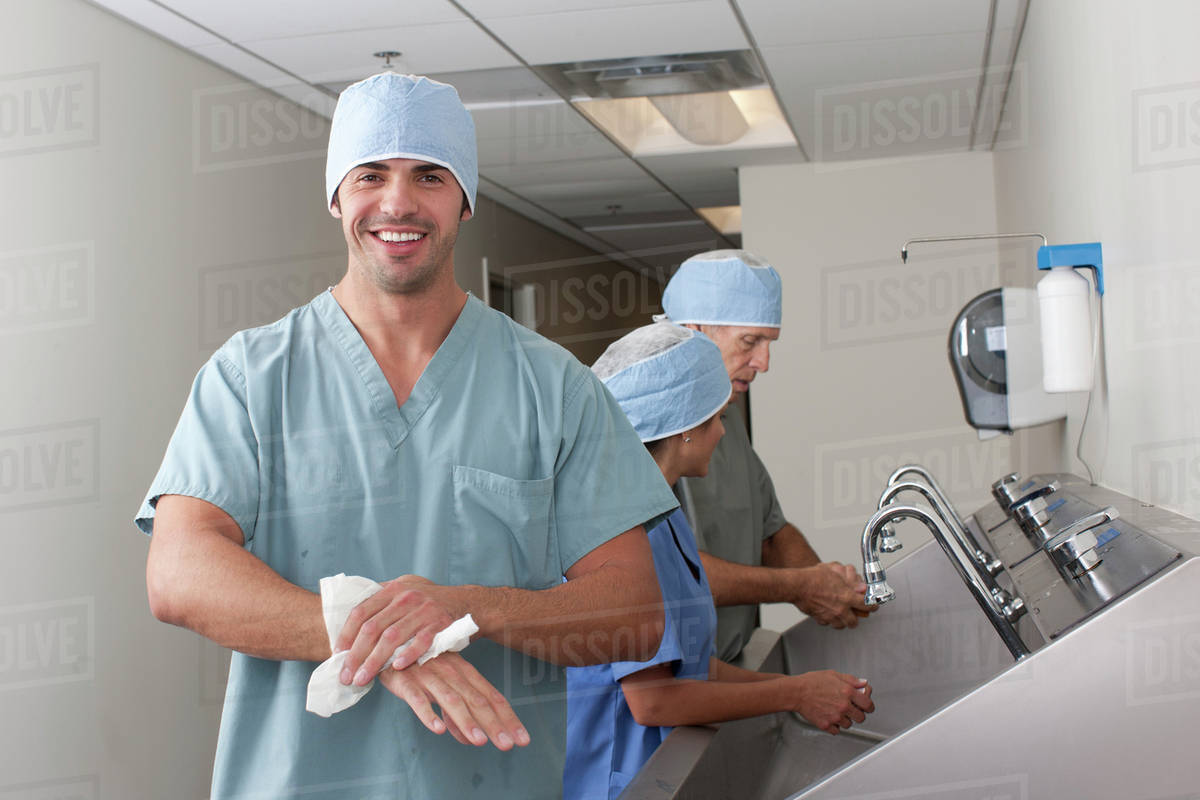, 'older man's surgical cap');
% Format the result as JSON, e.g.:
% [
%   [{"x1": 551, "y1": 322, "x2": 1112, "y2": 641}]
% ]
[
  {"x1": 593, "y1": 322, "x2": 732, "y2": 442},
  {"x1": 325, "y1": 73, "x2": 478, "y2": 213},
  {"x1": 658, "y1": 249, "x2": 782, "y2": 328}
]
